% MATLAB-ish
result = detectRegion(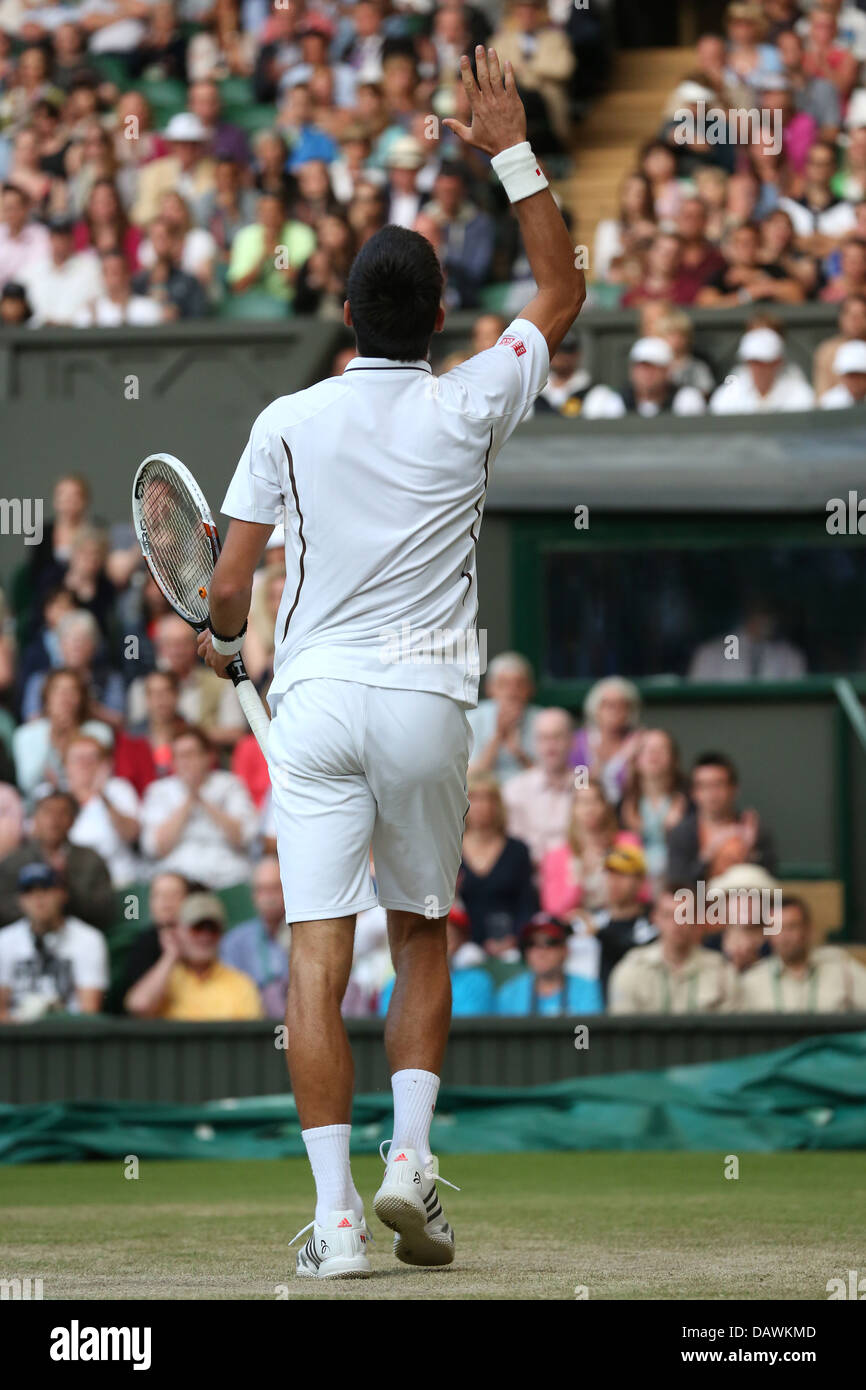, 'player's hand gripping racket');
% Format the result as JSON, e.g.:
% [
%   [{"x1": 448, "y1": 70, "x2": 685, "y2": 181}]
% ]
[{"x1": 132, "y1": 452, "x2": 270, "y2": 755}]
